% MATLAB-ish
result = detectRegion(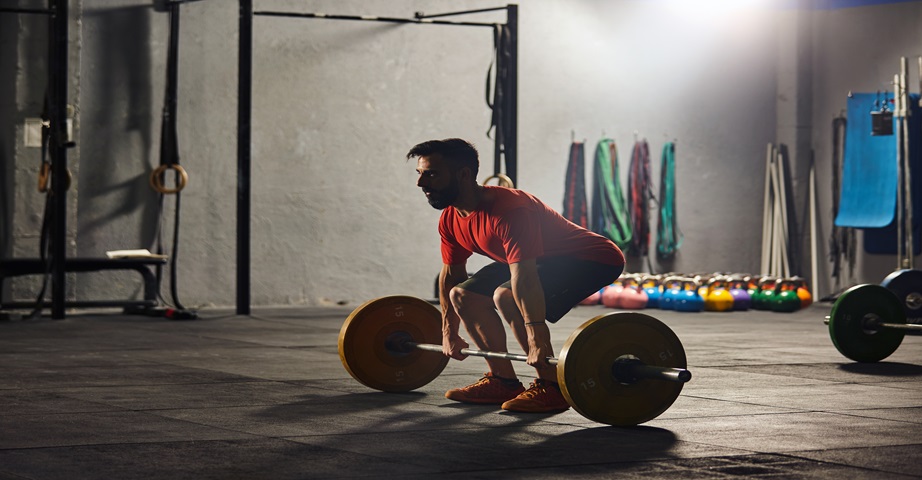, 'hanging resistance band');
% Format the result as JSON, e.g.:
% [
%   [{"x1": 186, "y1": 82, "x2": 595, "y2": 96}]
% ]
[
  {"x1": 563, "y1": 141, "x2": 588, "y2": 228},
  {"x1": 829, "y1": 115, "x2": 855, "y2": 285},
  {"x1": 485, "y1": 23, "x2": 513, "y2": 181},
  {"x1": 150, "y1": 2, "x2": 192, "y2": 315},
  {"x1": 628, "y1": 140, "x2": 652, "y2": 259},
  {"x1": 26, "y1": 93, "x2": 57, "y2": 319},
  {"x1": 656, "y1": 142, "x2": 682, "y2": 259},
  {"x1": 590, "y1": 139, "x2": 632, "y2": 249}
]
